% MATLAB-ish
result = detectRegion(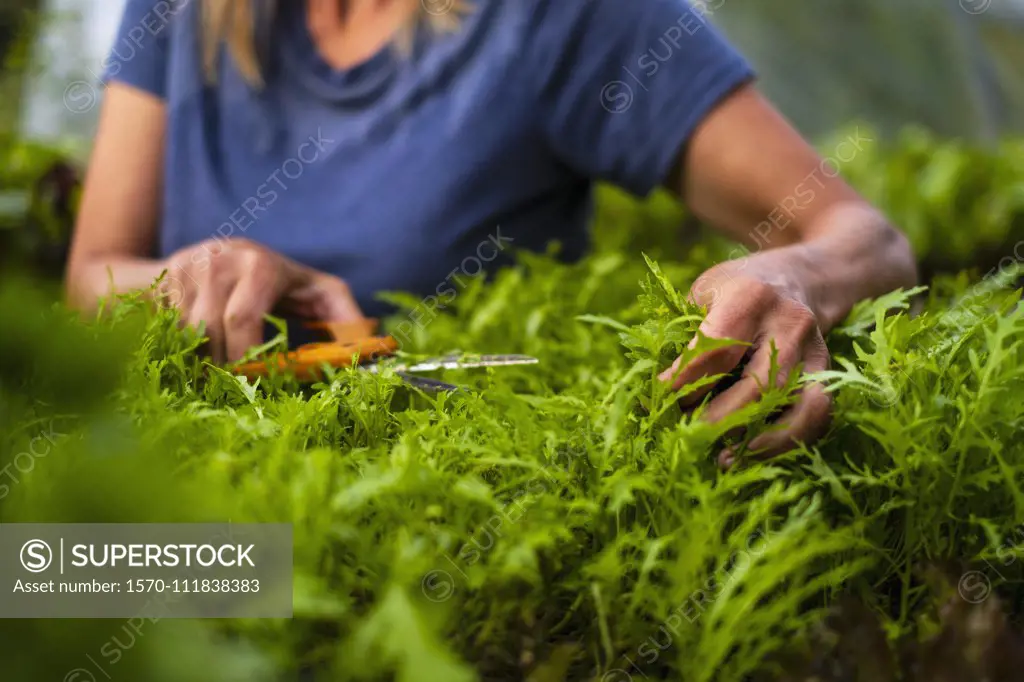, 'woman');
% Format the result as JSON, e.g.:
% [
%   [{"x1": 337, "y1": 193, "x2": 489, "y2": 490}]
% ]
[{"x1": 66, "y1": 0, "x2": 917, "y2": 466}]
